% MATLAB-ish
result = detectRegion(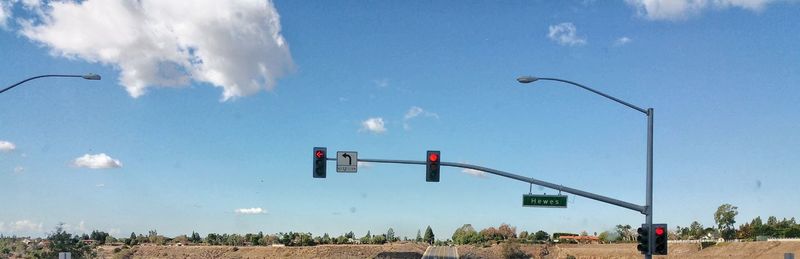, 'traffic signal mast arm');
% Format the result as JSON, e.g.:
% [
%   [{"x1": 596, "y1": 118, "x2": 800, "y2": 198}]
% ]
[{"x1": 329, "y1": 157, "x2": 646, "y2": 214}]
